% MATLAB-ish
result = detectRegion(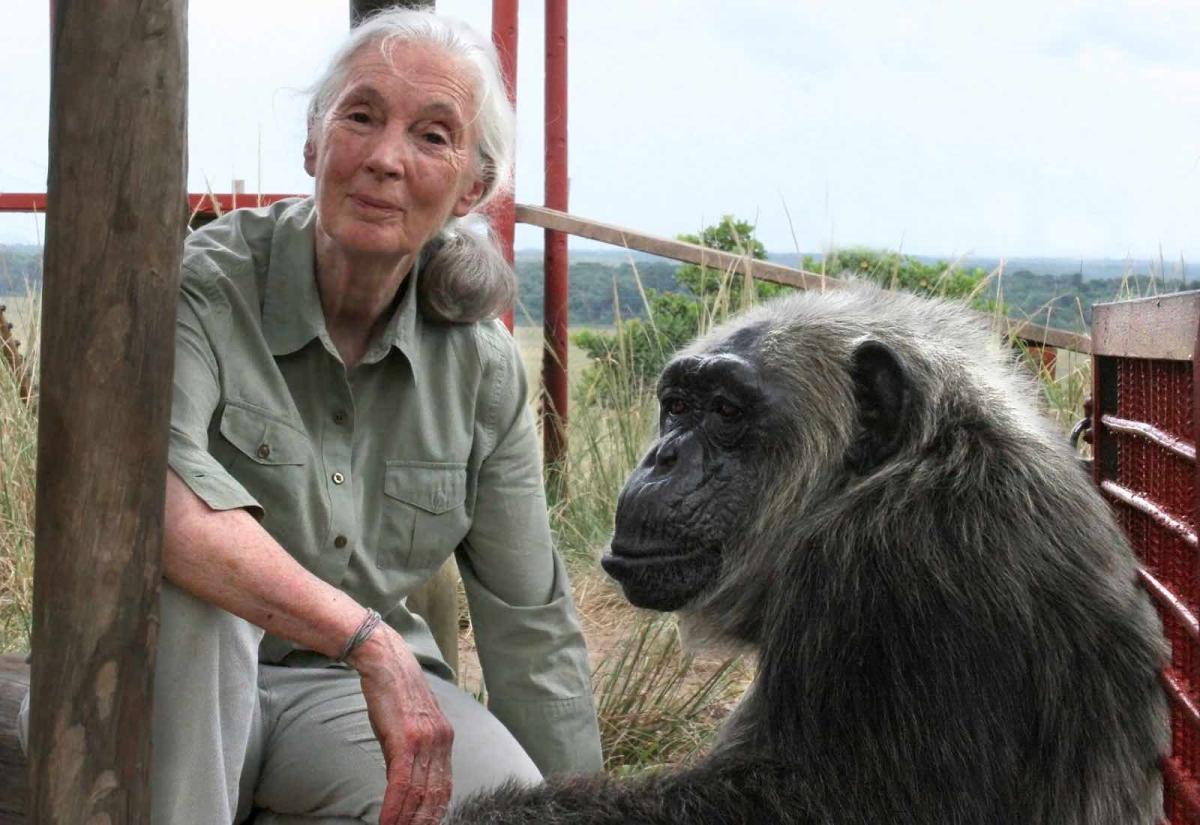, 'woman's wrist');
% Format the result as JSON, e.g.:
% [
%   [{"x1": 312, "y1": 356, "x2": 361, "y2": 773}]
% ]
[
  {"x1": 337, "y1": 607, "x2": 382, "y2": 663},
  {"x1": 345, "y1": 618, "x2": 420, "y2": 677}
]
